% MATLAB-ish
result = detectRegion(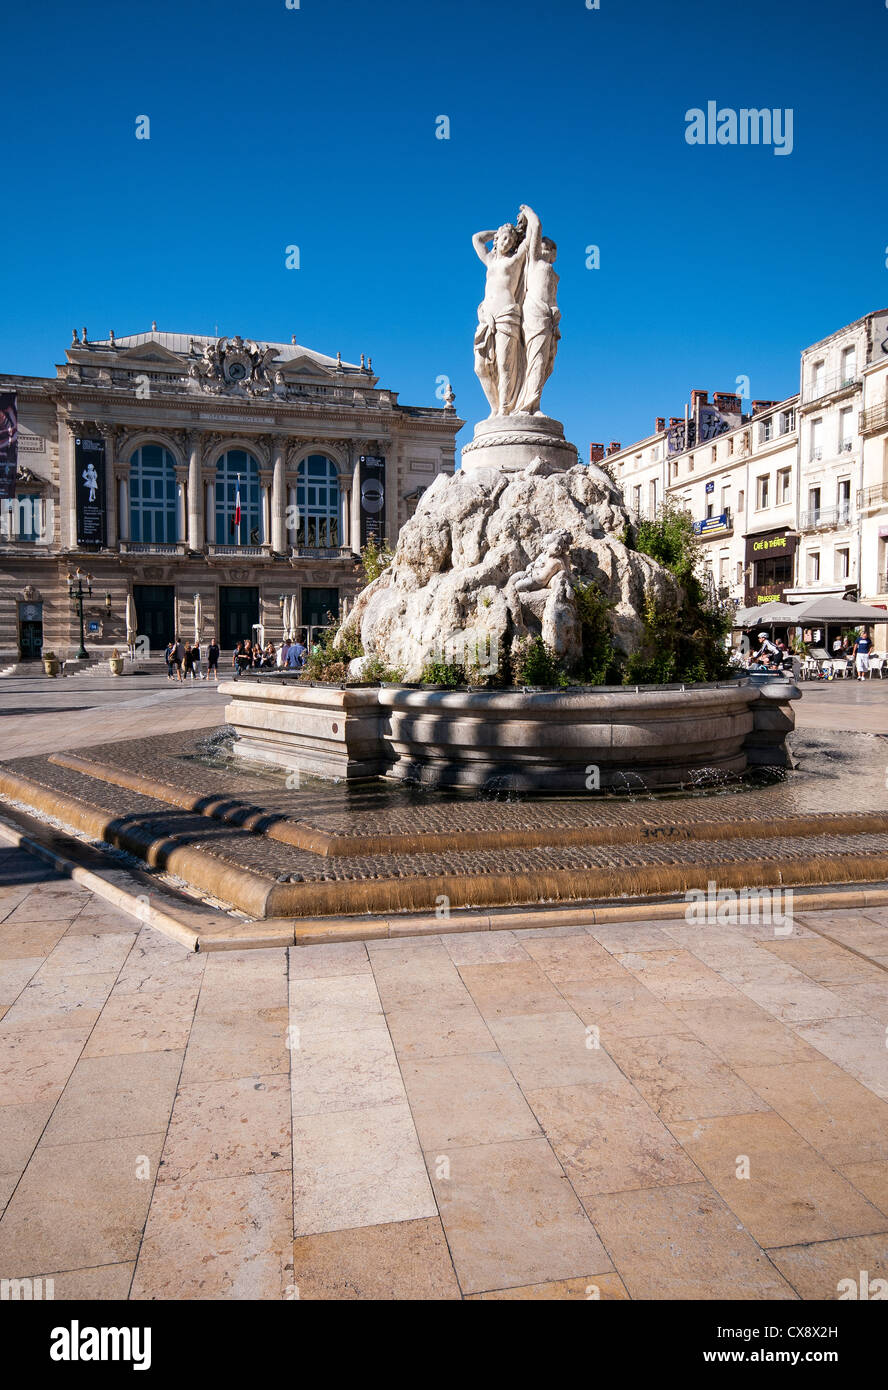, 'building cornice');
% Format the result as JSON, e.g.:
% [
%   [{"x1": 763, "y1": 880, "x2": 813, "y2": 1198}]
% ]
[{"x1": 0, "y1": 375, "x2": 464, "y2": 437}]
